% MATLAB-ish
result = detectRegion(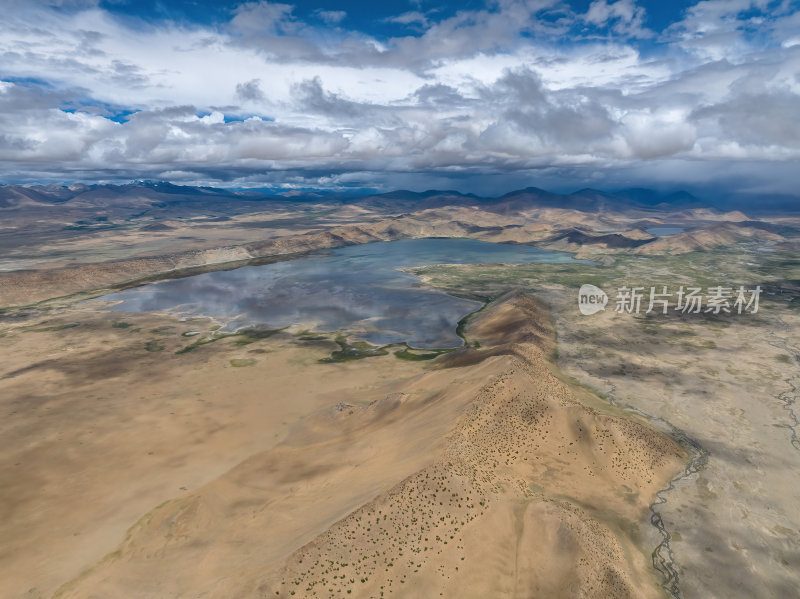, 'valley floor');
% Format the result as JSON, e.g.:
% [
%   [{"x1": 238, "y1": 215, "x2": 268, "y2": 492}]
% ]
[
  {"x1": 2, "y1": 200, "x2": 799, "y2": 598},
  {"x1": 1, "y1": 293, "x2": 684, "y2": 599}
]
